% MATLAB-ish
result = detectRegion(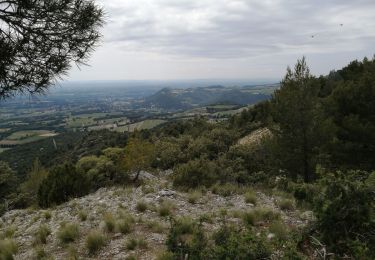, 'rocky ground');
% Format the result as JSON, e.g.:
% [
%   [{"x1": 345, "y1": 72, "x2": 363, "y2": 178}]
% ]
[{"x1": 0, "y1": 172, "x2": 314, "y2": 260}]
